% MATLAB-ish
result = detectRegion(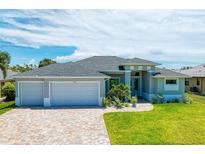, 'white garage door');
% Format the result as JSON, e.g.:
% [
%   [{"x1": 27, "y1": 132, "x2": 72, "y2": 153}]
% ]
[
  {"x1": 20, "y1": 82, "x2": 44, "y2": 106},
  {"x1": 50, "y1": 82, "x2": 99, "y2": 106}
]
